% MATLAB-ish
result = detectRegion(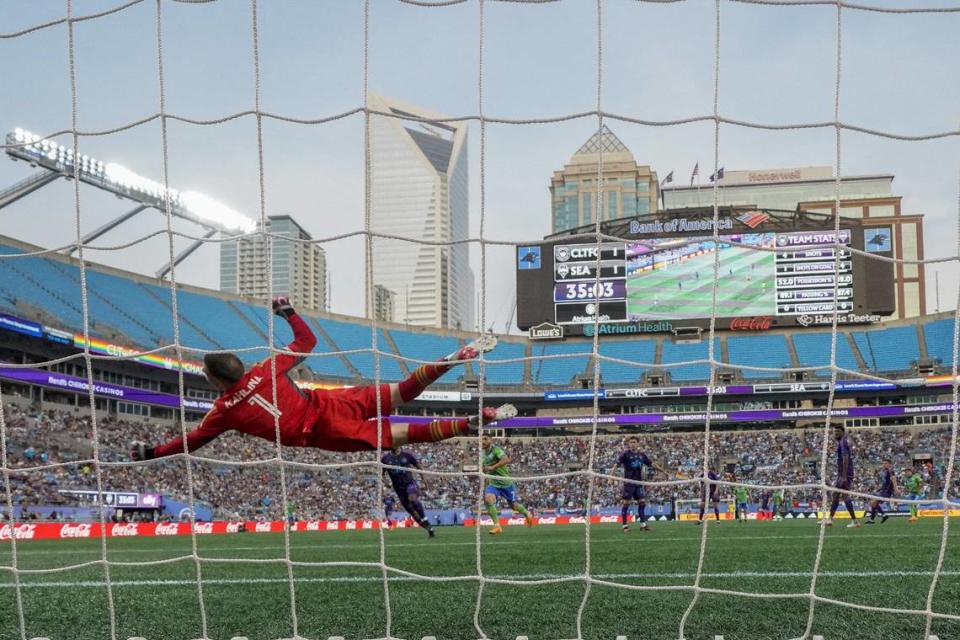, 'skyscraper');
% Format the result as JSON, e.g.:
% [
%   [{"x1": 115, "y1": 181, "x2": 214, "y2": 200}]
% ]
[
  {"x1": 220, "y1": 214, "x2": 327, "y2": 311},
  {"x1": 550, "y1": 125, "x2": 659, "y2": 234},
  {"x1": 368, "y1": 93, "x2": 474, "y2": 330}
]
